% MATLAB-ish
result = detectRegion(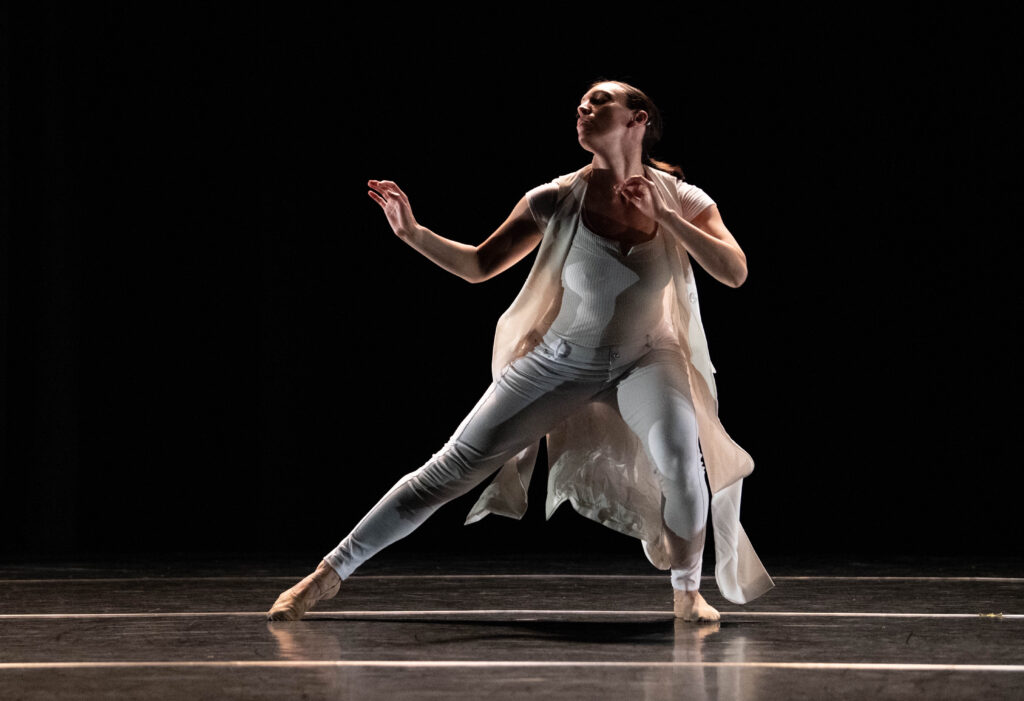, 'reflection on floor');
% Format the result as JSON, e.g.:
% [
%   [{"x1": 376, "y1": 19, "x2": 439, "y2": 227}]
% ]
[{"x1": 0, "y1": 554, "x2": 1021, "y2": 699}]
